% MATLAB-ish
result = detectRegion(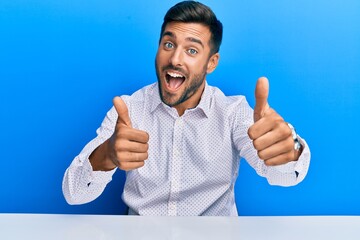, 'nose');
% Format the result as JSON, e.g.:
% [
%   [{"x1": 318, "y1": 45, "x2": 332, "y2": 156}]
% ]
[{"x1": 169, "y1": 48, "x2": 183, "y2": 66}]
